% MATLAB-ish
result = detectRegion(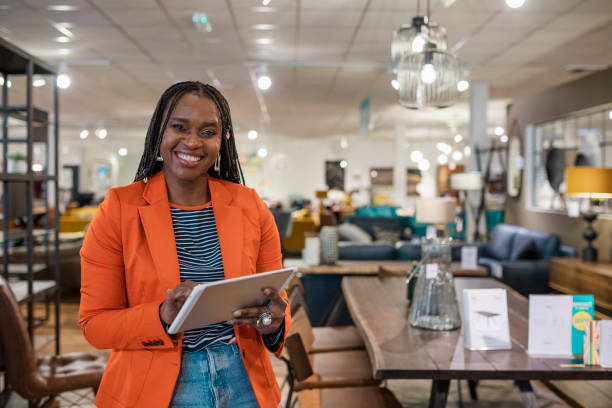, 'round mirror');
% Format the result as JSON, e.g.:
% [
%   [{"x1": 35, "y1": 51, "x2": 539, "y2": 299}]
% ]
[{"x1": 506, "y1": 121, "x2": 523, "y2": 198}]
